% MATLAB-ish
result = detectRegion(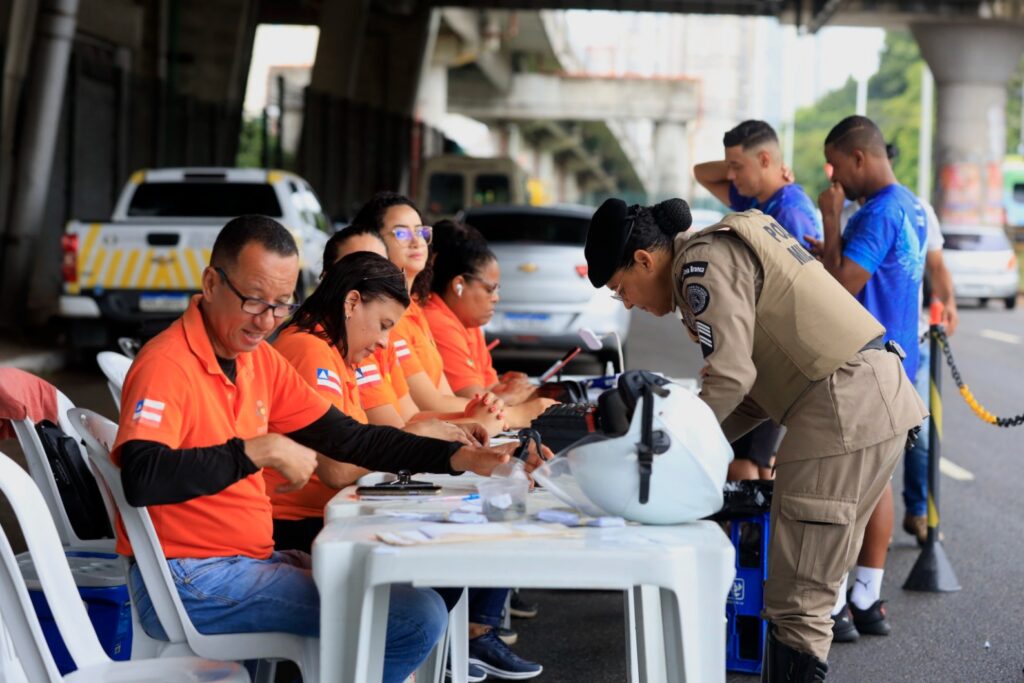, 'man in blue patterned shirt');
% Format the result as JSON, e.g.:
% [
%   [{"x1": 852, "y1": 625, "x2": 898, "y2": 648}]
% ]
[{"x1": 809, "y1": 114, "x2": 927, "y2": 644}]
